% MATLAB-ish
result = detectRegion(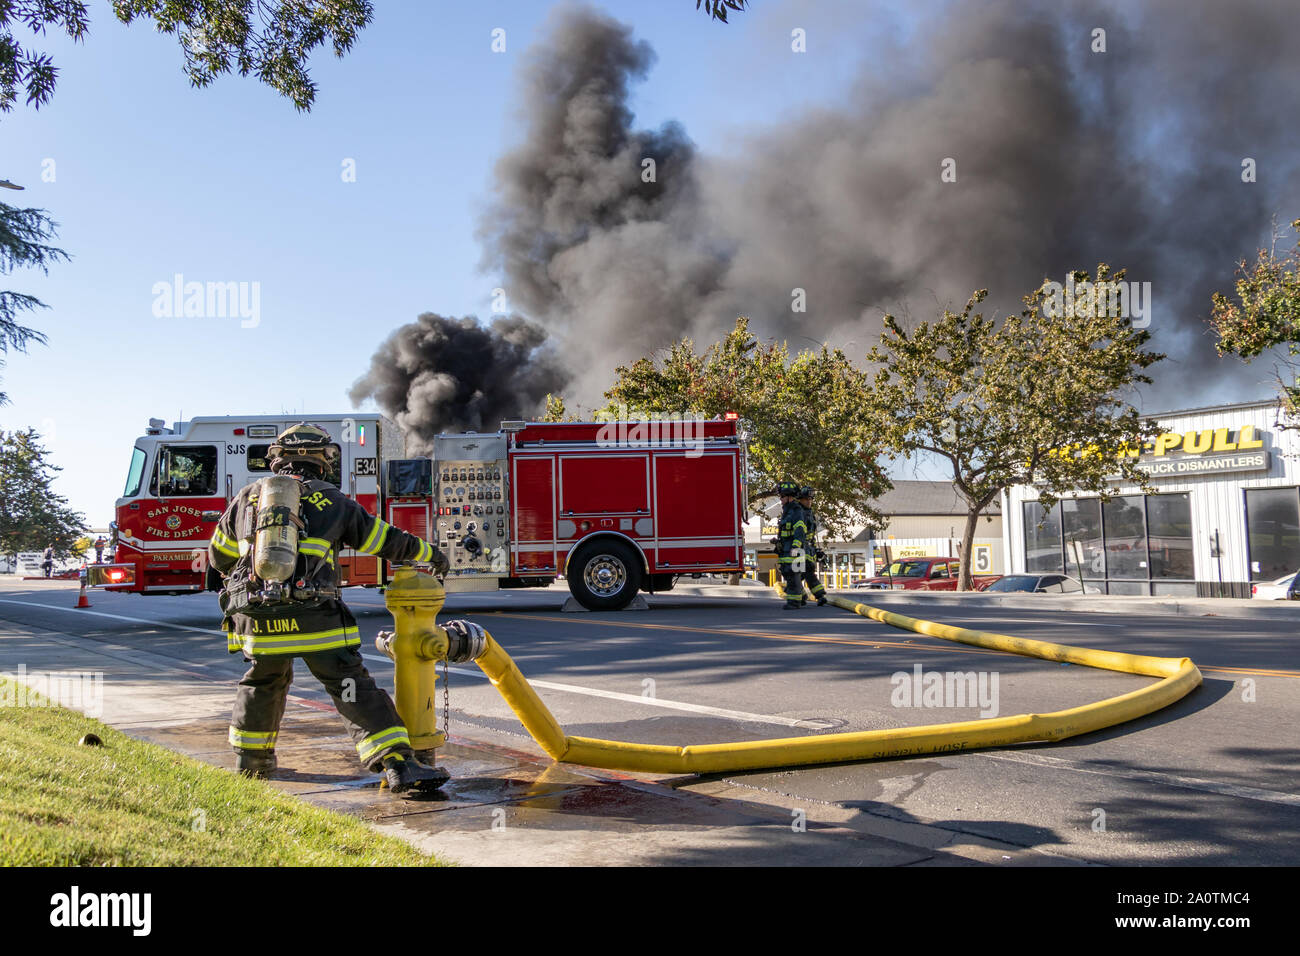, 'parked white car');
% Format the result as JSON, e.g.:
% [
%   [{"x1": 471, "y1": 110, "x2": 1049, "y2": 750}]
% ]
[{"x1": 1251, "y1": 571, "x2": 1298, "y2": 600}]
